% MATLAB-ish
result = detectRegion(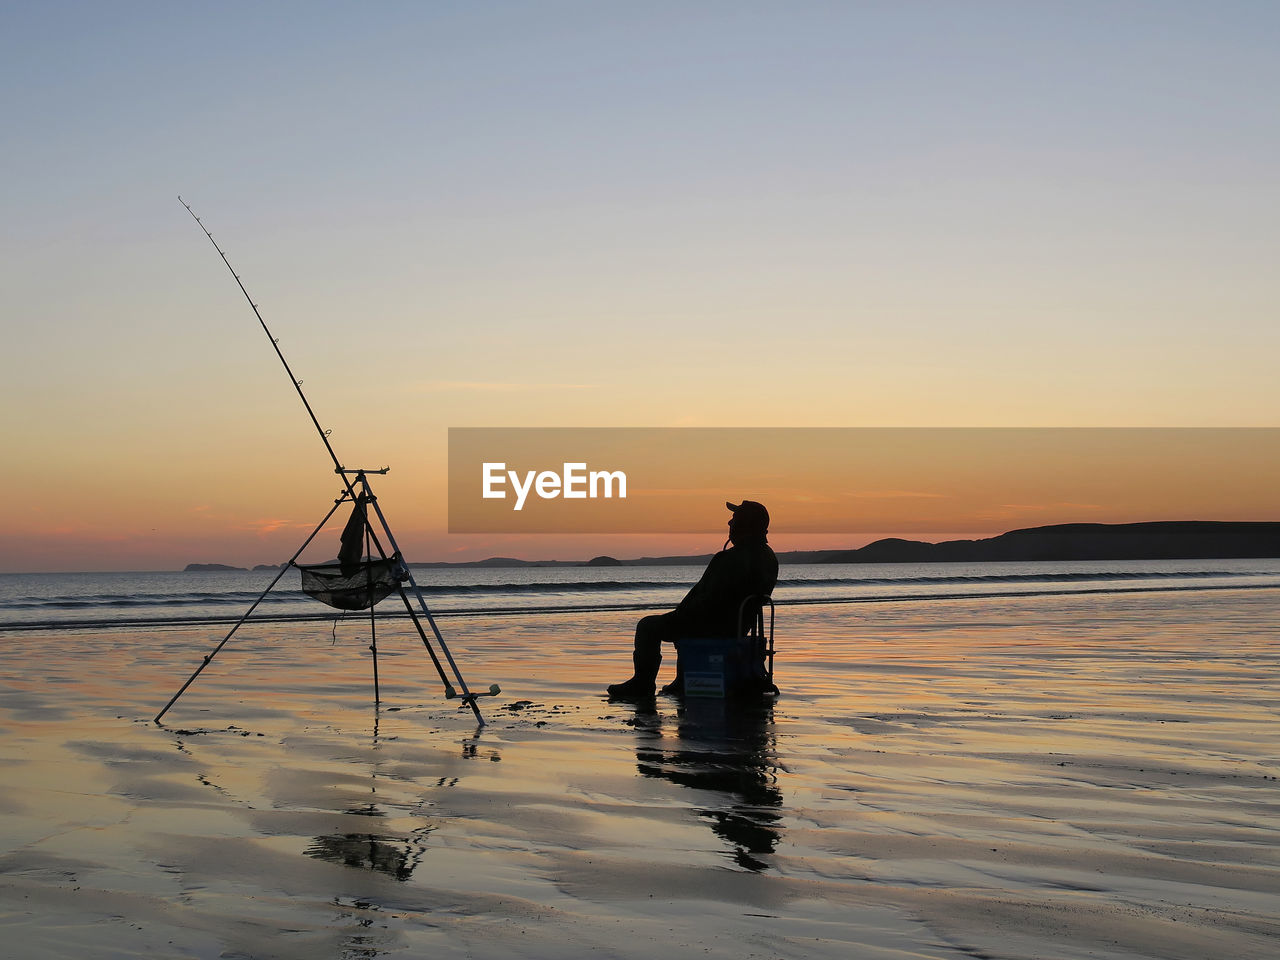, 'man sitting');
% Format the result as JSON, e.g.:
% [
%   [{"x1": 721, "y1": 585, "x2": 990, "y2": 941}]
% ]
[{"x1": 607, "y1": 500, "x2": 778, "y2": 698}]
